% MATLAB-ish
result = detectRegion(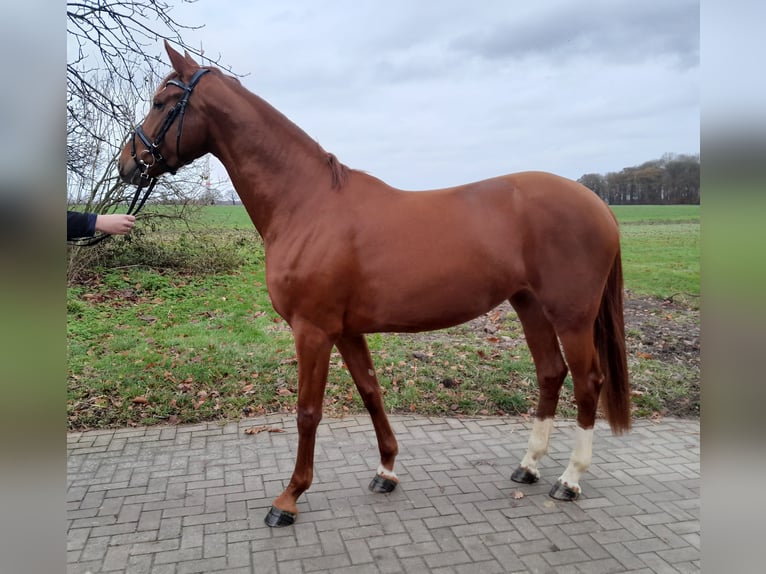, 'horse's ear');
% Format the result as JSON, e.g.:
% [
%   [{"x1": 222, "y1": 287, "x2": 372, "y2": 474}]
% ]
[
  {"x1": 183, "y1": 50, "x2": 200, "y2": 67},
  {"x1": 165, "y1": 40, "x2": 194, "y2": 76}
]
